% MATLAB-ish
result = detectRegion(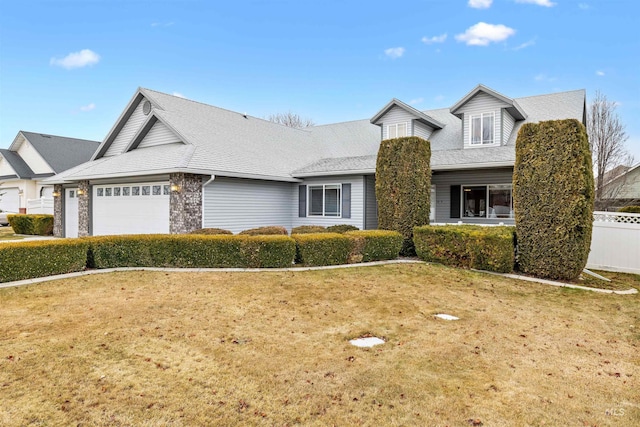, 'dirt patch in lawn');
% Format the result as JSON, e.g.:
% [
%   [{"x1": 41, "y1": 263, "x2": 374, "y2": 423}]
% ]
[{"x1": 0, "y1": 263, "x2": 638, "y2": 426}]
